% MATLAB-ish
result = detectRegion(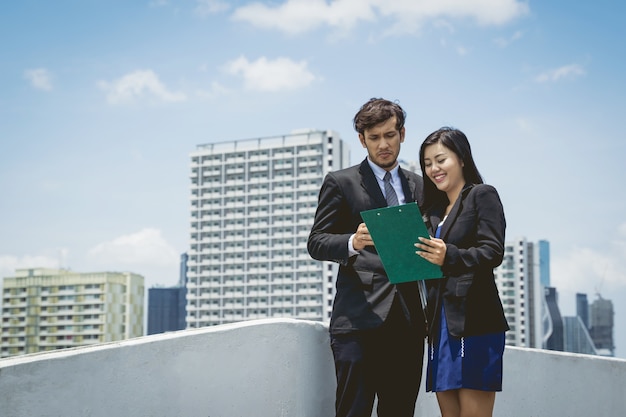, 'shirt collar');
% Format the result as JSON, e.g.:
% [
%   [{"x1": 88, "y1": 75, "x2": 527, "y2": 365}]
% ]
[{"x1": 367, "y1": 158, "x2": 400, "y2": 182}]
